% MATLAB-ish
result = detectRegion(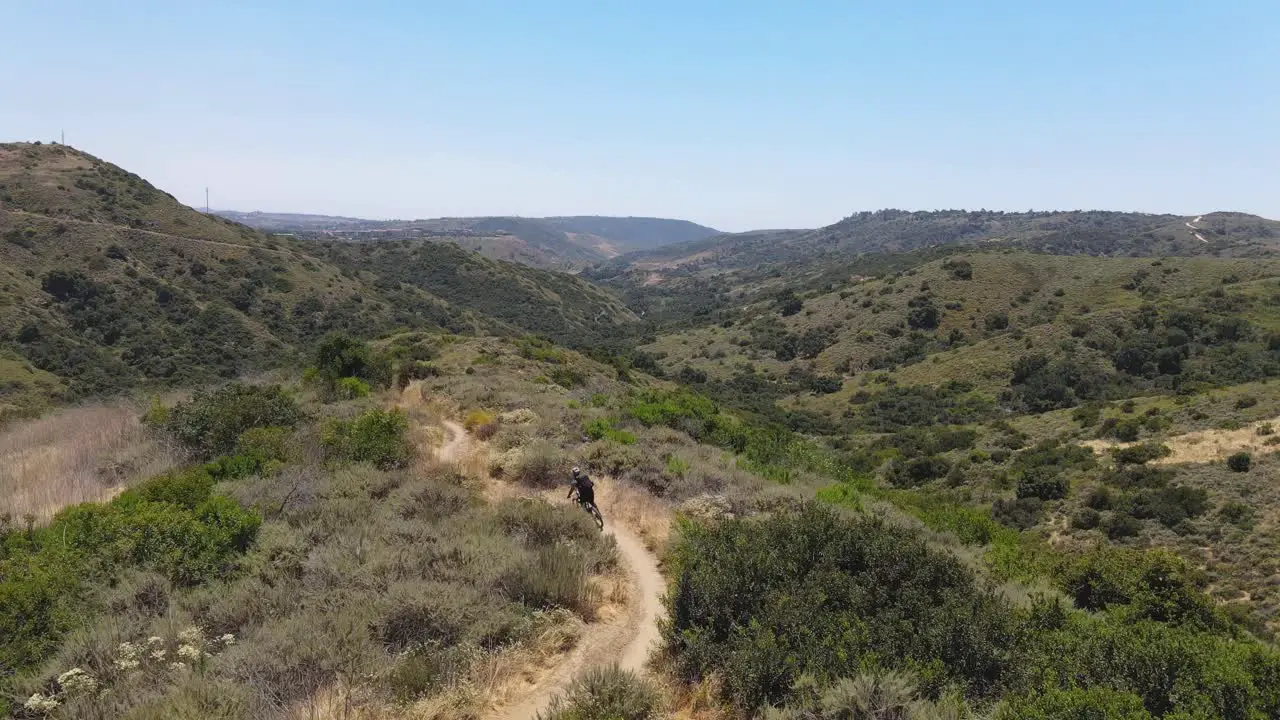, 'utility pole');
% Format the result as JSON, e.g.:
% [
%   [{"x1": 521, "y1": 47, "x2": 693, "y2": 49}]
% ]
[
  {"x1": 205, "y1": 187, "x2": 209, "y2": 214},
  {"x1": 60, "y1": 129, "x2": 64, "y2": 145}
]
